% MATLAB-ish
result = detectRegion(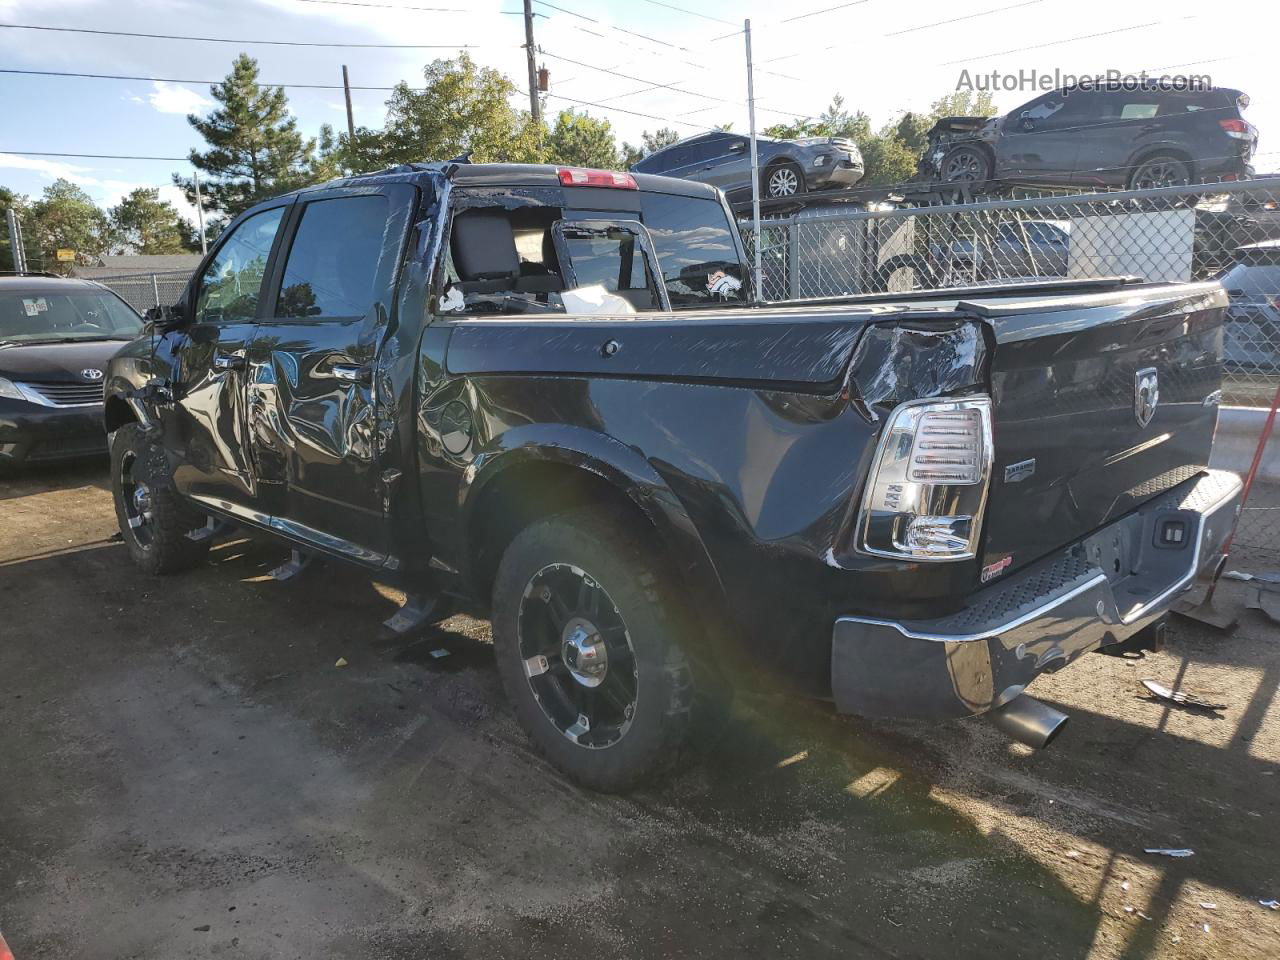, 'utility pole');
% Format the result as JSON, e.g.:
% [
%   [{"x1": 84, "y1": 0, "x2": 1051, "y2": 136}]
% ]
[
  {"x1": 522, "y1": 0, "x2": 541, "y2": 123},
  {"x1": 192, "y1": 168, "x2": 208, "y2": 255},
  {"x1": 6, "y1": 207, "x2": 28, "y2": 273},
  {"x1": 341, "y1": 65, "x2": 357, "y2": 146},
  {"x1": 744, "y1": 19, "x2": 762, "y2": 302}
]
